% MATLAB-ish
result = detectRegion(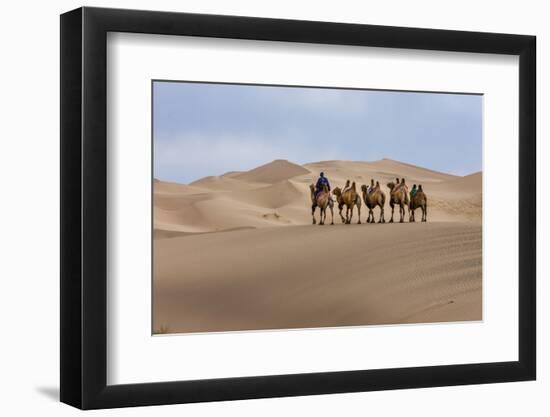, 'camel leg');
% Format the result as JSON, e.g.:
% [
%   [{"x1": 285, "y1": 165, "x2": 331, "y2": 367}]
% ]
[
  {"x1": 410, "y1": 208, "x2": 415, "y2": 222},
  {"x1": 399, "y1": 204, "x2": 404, "y2": 223},
  {"x1": 379, "y1": 206, "x2": 385, "y2": 223},
  {"x1": 356, "y1": 205, "x2": 361, "y2": 224},
  {"x1": 329, "y1": 204, "x2": 334, "y2": 225},
  {"x1": 320, "y1": 207, "x2": 325, "y2": 225},
  {"x1": 338, "y1": 204, "x2": 345, "y2": 223},
  {"x1": 389, "y1": 203, "x2": 394, "y2": 223},
  {"x1": 311, "y1": 204, "x2": 316, "y2": 225},
  {"x1": 422, "y1": 205, "x2": 427, "y2": 222}
]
